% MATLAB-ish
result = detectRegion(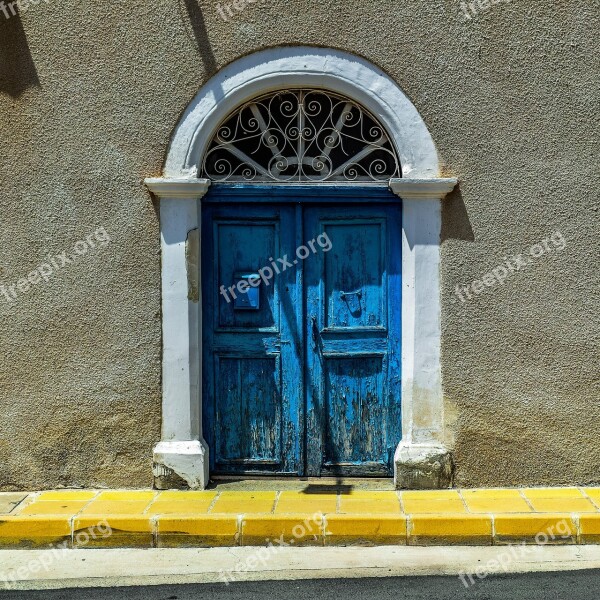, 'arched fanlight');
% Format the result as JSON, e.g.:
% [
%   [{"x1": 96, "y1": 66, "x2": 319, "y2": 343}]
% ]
[{"x1": 201, "y1": 89, "x2": 401, "y2": 183}]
